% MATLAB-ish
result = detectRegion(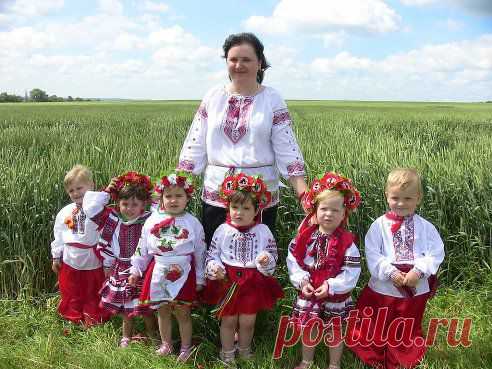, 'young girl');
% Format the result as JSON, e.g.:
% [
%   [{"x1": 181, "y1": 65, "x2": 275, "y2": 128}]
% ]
[
  {"x1": 128, "y1": 171, "x2": 206, "y2": 362},
  {"x1": 50, "y1": 164, "x2": 110, "y2": 326},
  {"x1": 287, "y1": 172, "x2": 362, "y2": 369},
  {"x1": 82, "y1": 171, "x2": 157, "y2": 347},
  {"x1": 205, "y1": 173, "x2": 284, "y2": 363},
  {"x1": 349, "y1": 168, "x2": 445, "y2": 369}
]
